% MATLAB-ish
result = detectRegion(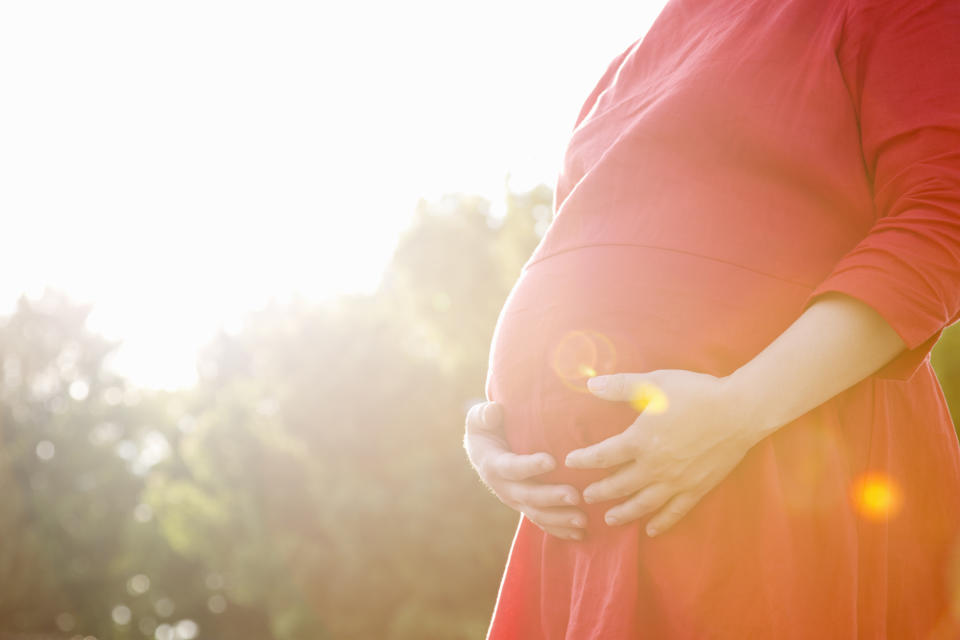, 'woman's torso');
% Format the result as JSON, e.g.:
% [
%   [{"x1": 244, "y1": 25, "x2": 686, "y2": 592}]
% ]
[
  {"x1": 484, "y1": 0, "x2": 864, "y2": 498},
  {"x1": 485, "y1": 244, "x2": 815, "y2": 503},
  {"x1": 482, "y1": 0, "x2": 960, "y2": 637}
]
